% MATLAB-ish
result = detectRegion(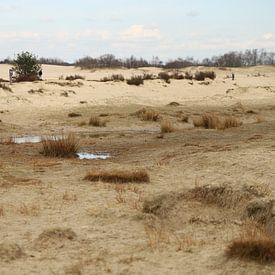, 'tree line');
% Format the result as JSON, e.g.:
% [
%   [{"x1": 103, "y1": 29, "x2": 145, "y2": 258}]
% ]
[{"x1": 1, "y1": 49, "x2": 274, "y2": 68}]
